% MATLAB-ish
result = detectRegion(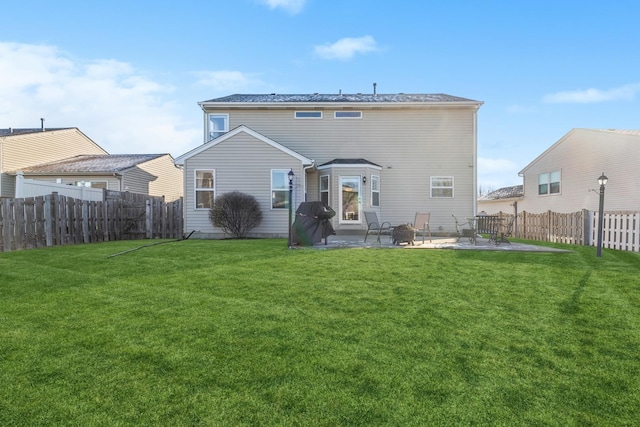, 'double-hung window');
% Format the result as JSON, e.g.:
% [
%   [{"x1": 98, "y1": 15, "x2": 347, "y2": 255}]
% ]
[
  {"x1": 370, "y1": 175, "x2": 380, "y2": 207},
  {"x1": 271, "y1": 170, "x2": 290, "y2": 209},
  {"x1": 538, "y1": 171, "x2": 561, "y2": 195},
  {"x1": 431, "y1": 176, "x2": 454, "y2": 198},
  {"x1": 208, "y1": 114, "x2": 228, "y2": 140},
  {"x1": 195, "y1": 170, "x2": 215, "y2": 209},
  {"x1": 320, "y1": 175, "x2": 329, "y2": 206}
]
